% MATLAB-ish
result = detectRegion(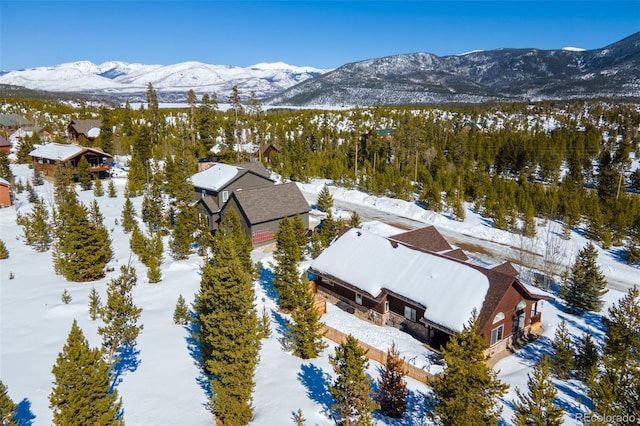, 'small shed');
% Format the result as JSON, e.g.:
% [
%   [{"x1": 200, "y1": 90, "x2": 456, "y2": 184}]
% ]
[{"x1": 0, "y1": 178, "x2": 12, "y2": 207}]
